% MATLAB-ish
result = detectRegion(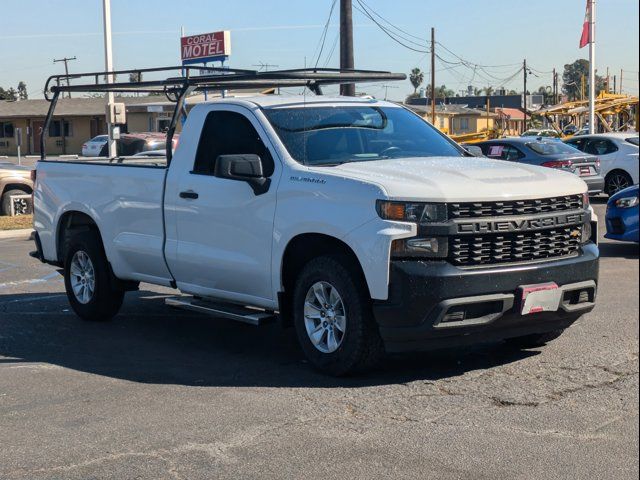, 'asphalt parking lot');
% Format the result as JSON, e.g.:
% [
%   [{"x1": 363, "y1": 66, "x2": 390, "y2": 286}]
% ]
[{"x1": 0, "y1": 200, "x2": 638, "y2": 480}]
